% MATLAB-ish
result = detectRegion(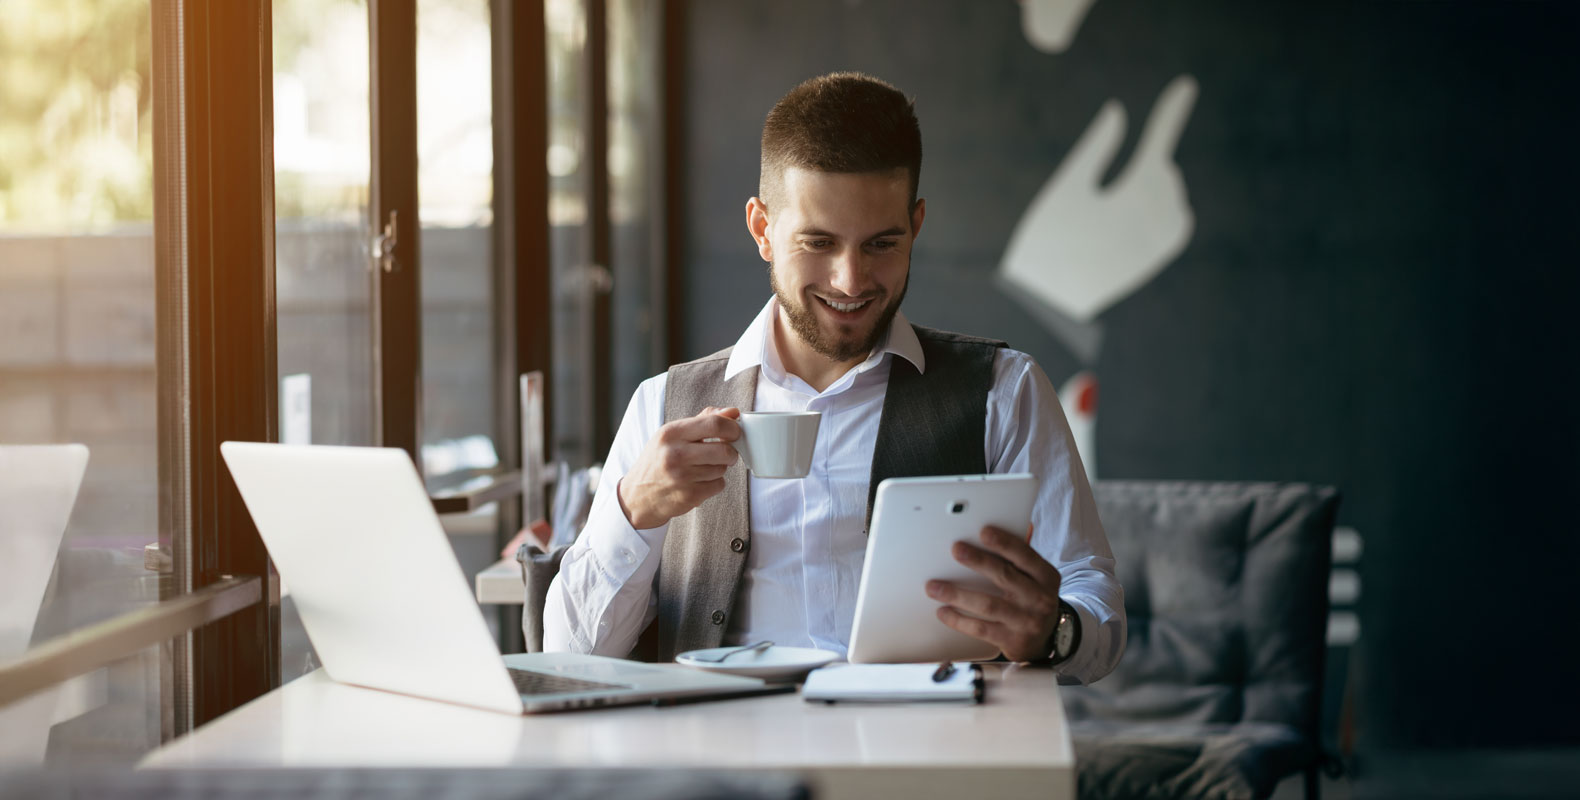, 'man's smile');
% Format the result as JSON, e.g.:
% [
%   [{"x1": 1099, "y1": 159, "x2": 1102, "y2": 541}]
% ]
[{"x1": 813, "y1": 293, "x2": 877, "y2": 318}]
